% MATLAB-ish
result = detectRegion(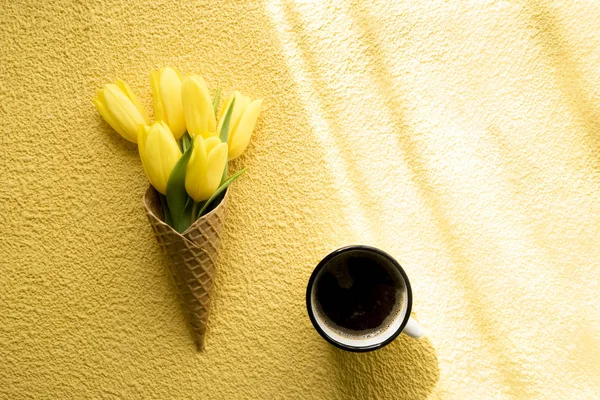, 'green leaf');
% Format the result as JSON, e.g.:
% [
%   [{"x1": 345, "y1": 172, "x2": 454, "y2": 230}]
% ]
[
  {"x1": 177, "y1": 196, "x2": 194, "y2": 233},
  {"x1": 212, "y1": 87, "x2": 221, "y2": 118},
  {"x1": 216, "y1": 160, "x2": 230, "y2": 208},
  {"x1": 182, "y1": 131, "x2": 191, "y2": 153},
  {"x1": 221, "y1": 160, "x2": 229, "y2": 183},
  {"x1": 191, "y1": 200, "x2": 205, "y2": 222},
  {"x1": 166, "y1": 138, "x2": 195, "y2": 233},
  {"x1": 219, "y1": 97, "x2": 236, "y2": 144},
  {"x1": 197, "y1": 168, "x2": 246, "y2": 217},
  {"x1": 205, "y1": 188, "x2": 225, "y2": 216},
  {"x1": 158, "y1": 193, "x2": 172, "y2": 226}
]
